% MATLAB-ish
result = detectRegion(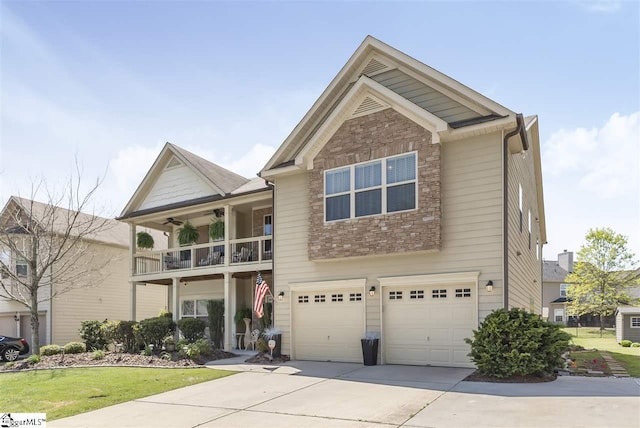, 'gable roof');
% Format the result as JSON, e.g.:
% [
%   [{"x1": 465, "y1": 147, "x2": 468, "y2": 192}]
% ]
[
  {"x1": 260, "y1": 35, "x2": 517, "y2": 176},
  {"x1": 543, "y1": 260, "x2": 569, "y2": 282},
  {"x1": 1, "y1": 196, "x2": 132, "y2": 248},
  {"x1": 119, "y1": 143, "x2": 250, "y2": 218}
]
